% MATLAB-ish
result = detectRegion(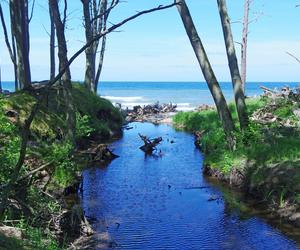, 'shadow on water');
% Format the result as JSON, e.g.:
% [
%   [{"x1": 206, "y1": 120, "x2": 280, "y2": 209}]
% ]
[{"x1": 81, "y1": 122, "x2": 300, "y2": 249}]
